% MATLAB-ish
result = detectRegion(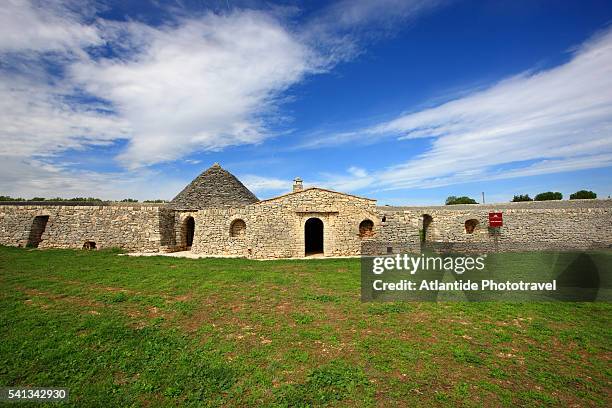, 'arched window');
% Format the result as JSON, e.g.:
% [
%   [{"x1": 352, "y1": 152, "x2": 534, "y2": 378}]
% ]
[
  {"x1": 230, "y1": 219, "x2": 246, "y2": 237},
  {"x1": 465, "y1": 219, "x2": 479, "y2": 234},
  {"x1": 359, "y1": 219, "x2": 374, "y2": 237}
]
